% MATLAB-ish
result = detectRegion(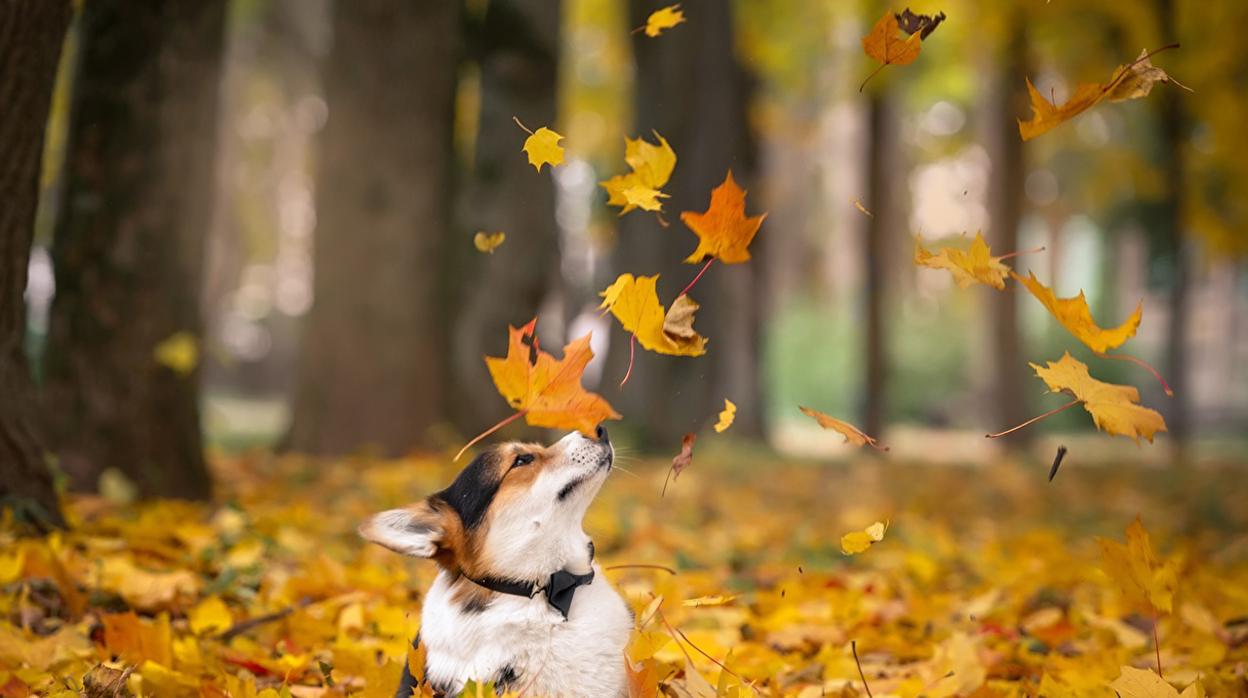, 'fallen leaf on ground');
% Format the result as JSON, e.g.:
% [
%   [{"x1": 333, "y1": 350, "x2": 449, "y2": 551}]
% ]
[
  {"x1": 680, "y1": 171, "x2": 766, "y2": 264},
  {"x1": 602, "y1": 131, "x2": 676, "y2": 215},
  {"x1": 798, "y1": 406, "x2": 888, "y2": 451},
  {"x1": 1110, "y1": 666, "x2": 1203, "y2": 698},
  {"x1": 1098, "y1": 517, "x2": 1179, "y2": 615},
  {"x1": 1014, "y1": 271, "x2": 1142, "y2": 353},
  {"x1": 683, "y1": 595, "x2": 738, "y2": 608},
  {"x1": 473, "y1": 231, "x2": 506, "y2": 253},
  {"x1": 714, "y1": 399, "x2": 736, "y2": 433},
  {"x1": 643, "y1": 4, "x2": 685, "y2": 38},
  {"x1": 1030, "y1": 353, "x2": 1166, "y2": 442},
  {"x1": 914, "y1": 232, "x2": 1011, "y2": 290},
  {"x1": 484, "y1": 318, "x2": 620, "y2": 437},
  {"x1": 841, "y1": 521, "x2": 888, "y2": 555},
  {"x1": 599, "y1": 274, "x2": 706, "y2": 356}
]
